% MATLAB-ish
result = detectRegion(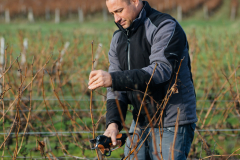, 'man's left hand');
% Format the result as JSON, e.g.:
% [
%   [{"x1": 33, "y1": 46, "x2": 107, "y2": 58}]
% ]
[{"x1": 88, "y1": 70, "x2": 112, "y2": 90}]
